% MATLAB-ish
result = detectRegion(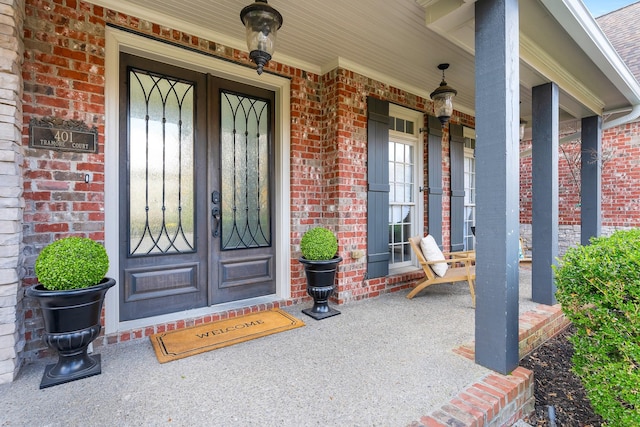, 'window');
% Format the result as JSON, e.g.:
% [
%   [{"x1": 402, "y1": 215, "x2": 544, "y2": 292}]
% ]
[
  {"x1": 388, "y1": 106, "x2": 423, "y2": 270},
  {"x1": 463, "y1": 132, "x2": 476, "y2": 251}
]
